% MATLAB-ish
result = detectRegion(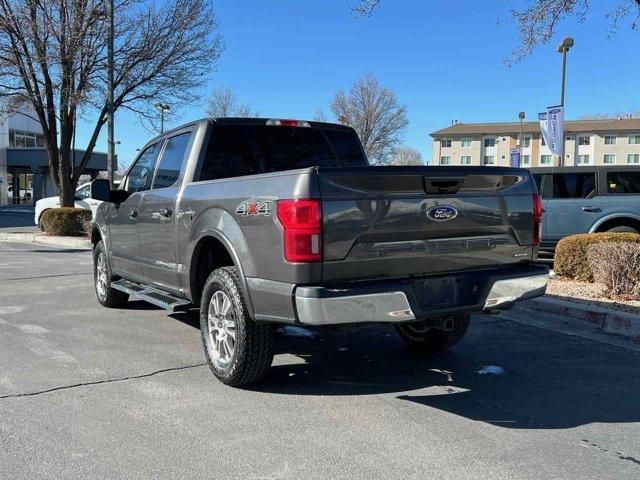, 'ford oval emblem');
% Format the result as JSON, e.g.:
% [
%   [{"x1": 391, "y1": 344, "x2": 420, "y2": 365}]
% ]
[{"x1": 426, "y1": 205, "x2": 458, "y2": 221}]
